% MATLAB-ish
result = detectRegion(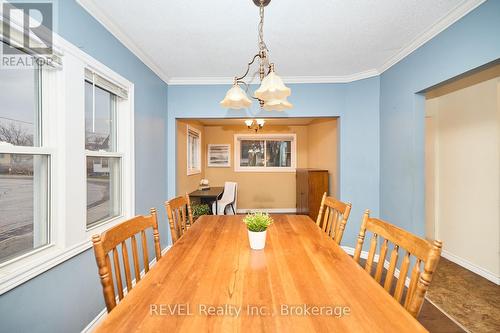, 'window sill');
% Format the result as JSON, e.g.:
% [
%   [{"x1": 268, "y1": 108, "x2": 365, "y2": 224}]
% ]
[
  {"x1": 0, "y1": 240, "x2": 91, "y2": 295},
  {"x1": 187, "y1": 169, "x2": 201, "y2": 176},
  {"x1": 0, "y1": 214, "x2": 132, "y2": 295},
  {"x1": 85, "y1": 214, "x2": 123, "y2": 232}
]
